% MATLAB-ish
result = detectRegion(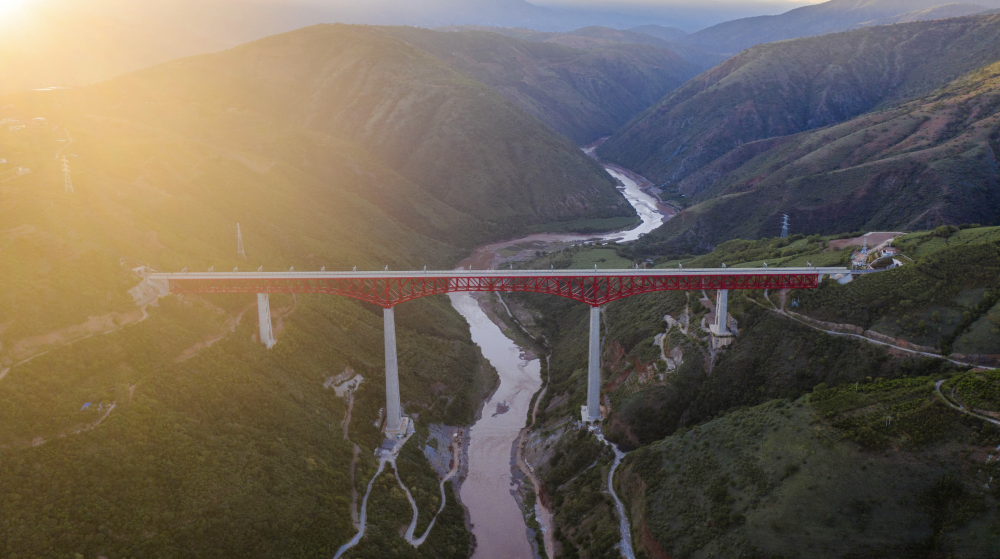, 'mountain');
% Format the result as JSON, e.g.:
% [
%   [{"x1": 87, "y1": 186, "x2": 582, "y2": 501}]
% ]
[
  {"x1": 618, "y1": 375, "x2": 998, "y2": 558},
  {"x1": 0, "y1": 0, "x2": 740, "y2": 96},
  {"x1": 629, "y1": 24, "x2": 689, "y2": 42},
  {"x1": 384, "y1": 27, "x2": 701, "y2": 144},
  {"x1": 99, "y1": 25, "x2": 631, "y2": 236},
  {"x1": 599, "y1": 14, "x2": 1000, "y2": 250},
  {"x1": 680, "y1": 0, "x2": 1000, "y2": 53},
  {"x1": 436, "y1": 25, "x2": 727, "y2": 71},
  {"x1": 630, "y1": 51, "x2": 1000, "y2": 252},
  {"x1": 858, "y1": 3, "x2": 994, "y2": 25},
  {"x1": 602, "y1": 13, "x2": 1000, "y2": 189},
  {"x1": 0, "y1": 59, "x2": 484, "y2": 559},
  {"x1": 507, "y1": 229, "x2": 1000, "y2": 556}
]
